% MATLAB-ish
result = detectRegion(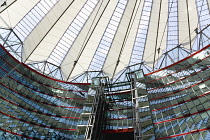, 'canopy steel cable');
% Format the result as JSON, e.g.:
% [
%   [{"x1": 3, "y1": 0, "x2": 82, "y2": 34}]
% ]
[
  {"x1": 178, "y1": 0, "x2": 206, "y2": 51},
  {"x1": 140, "y1": 0, "x2": 153, "y2": 67},
  {"x1": 0, "y1": 0, "x2": 14, "y2": 28},
  {"x1": 155, "y1": 0, "x2": 205, "y2": 69},
  {"x1": 195, "y1": 0, "x2": 207, "y2": 49},
  {"x1": 128, "y1": 0, "x2": 146, "y2": 66},
  {"x1": 23, "y1": 0, "x2": 76, "y2": 63},
  {"x1": 0, "y1": 0, "x2": 16, "y2": 14},
  {"x1": 0, "y1": 1, "x2": 11, "y2": 28},
  {"x1": 185, "y1": 0, "x2": 192, "y2": 51},
  {"x1": 142, "y1": 0, "x2": 175, "y2": 69},
  {"x1": 13, "y1": 0, "x2": 60, "y2": 41},
  {"x1": 67, "y1": 0, "x2": 110, "y2": 80},
  {"x1": 152, "y1": 0, "x2": 163, "y2": 70},
  {"x1": 143, "y1": 0, "x2": 199, "y2": 69},
  {"x1": 87, "y1": 0, "x2": 127, "y2": 73},
  {"x1": 155, "y1": 0, "x2": 175, "y2": 69},
  {"x1": 6, "y1": 4, "x2": 12, "y2": 28},
  {"x1": 109, "y1": 0, "x2": 143, "y2": 78},
  {"x1": 143, "y1": 0, "x2": 204, "y2": 69},
  {"x1": 109, "y1": 0, "x2": 139, "y2": 79},
  {"x1": 46, "y1": 0, "x2": 100, "y2": 67}
]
